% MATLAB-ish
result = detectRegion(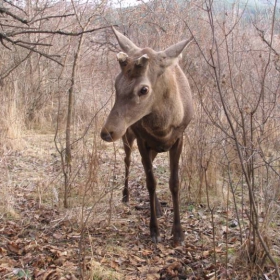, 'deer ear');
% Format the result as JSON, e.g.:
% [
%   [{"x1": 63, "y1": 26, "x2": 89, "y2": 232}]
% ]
[
  {"x1": 112, "y1": 26, "x2": 140, "y2": 54},
  {"x1": 158, "y1": 37, "x2": 193, "y2": 68}
]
